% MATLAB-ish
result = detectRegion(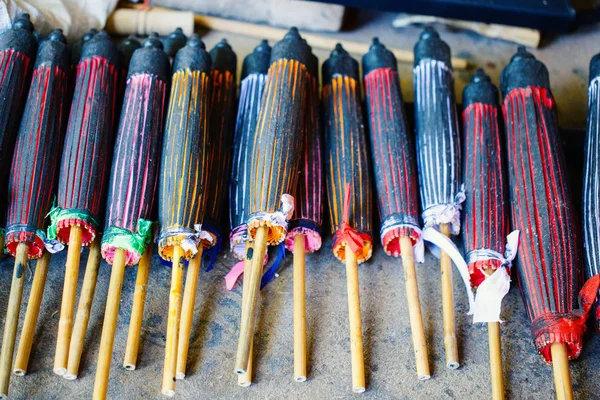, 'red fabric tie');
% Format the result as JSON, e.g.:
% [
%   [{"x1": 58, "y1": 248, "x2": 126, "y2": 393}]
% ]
[{"x1": 334, "y1": 183, "x2": 364, "y2": 254}]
